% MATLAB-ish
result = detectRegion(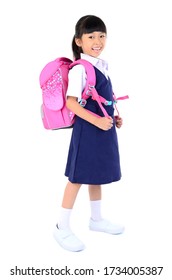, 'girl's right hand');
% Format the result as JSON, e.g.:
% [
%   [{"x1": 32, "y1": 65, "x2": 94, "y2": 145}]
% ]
[{"x1": 94, "y1": 117, "x2": 113, "y2": 131}]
